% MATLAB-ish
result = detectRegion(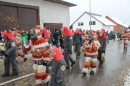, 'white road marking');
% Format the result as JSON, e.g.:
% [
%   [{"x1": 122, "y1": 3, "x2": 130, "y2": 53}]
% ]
[
  {"x1": 0, "y1": 45, "x2": 122, "y2": 85},
  {"x1": 0, "y1": 73, "x2": 34, "y2": 85}
]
